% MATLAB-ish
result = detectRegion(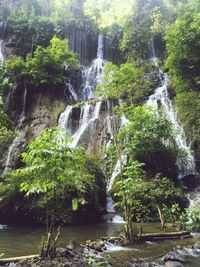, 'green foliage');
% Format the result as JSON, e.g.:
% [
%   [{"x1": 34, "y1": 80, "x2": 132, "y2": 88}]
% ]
[
  {"x1": 3, "y1": 1, "x2": 98, "y2": 57},
  {"x1": 121, "y1": 0, "x2": 174, "y2": 60},
  {"x1": 0, "y1": 110, "x2": 13, "y2": 144},
  {"x1": 186, "y1": 205, "x2": 200, "y2": 232},
  {"x1": 165, "y1": 3, "x2": 200, "y2": 93},
  {"x1": 6, "y1": 37, "x2": 79, "y2": 86},
  {"x1": 10, "y1": 127, "x2": 93, "y2": 207},
  {"x1": 151, "y1": 175, "x2": 183, "y2": 205},
  {"x1": 161, "y1": 203, "x2": 187, "y2": 230},
  {"x1": 87, "y1": 256, "x2": 112, "y2": 267},
  {"x1": 114, "y1": 160, "x2": 147, "y2": 241},
  {"x1": 0, "y1": 65, "x2": 14, "y2": 144},
  {"x1": 2, "y1": 128, "x2": 106, "y2": 226},
  {"x1": 150, "y1": 176, "x2": 185, "y2": 229},
  {"x1": 175, "y1": 92, "x2": 200, "y2": 142},
  {"x1": 165, "y1": 1, "x2": 200, "y2": 143},
  {"x1": 114, "y1": 159, "x2": 183, "y2": 240},
  {"x1": 84, "y1": 0, "x2": 133, "y2": 29},
  {"x1": 120, "y1": 106, "x2": 178, "y2": 179},
  {"x1": 0, "y1": 253, "x2": 5, "y2": 258},
  {"x1": 6, "y1": 15, "x2": 56, "y2": 57},
  {"x1": 97, "y1": 62, "x2": 153, "y2": 105},
  {"x1": 115, "y1": 161, "x2": 151, "y2": 223}
]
